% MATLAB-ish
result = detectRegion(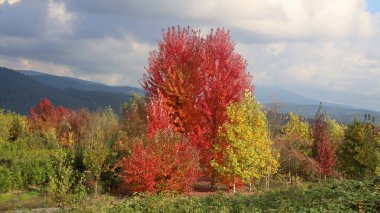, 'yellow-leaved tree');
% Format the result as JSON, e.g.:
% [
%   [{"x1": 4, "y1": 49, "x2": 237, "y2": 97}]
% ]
[
  {"x1": 212, "y1": 91, "x2": 278, "y2": 193},
  {"x1": 283, "y1": 112, "x2": 312, "y2": 156},
  {"x1": 278, "y1": 112, "x2": 318, "y2": 183},
  {"x1": 325, "y1": 117, "x2": 345, "y2": 148}
]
